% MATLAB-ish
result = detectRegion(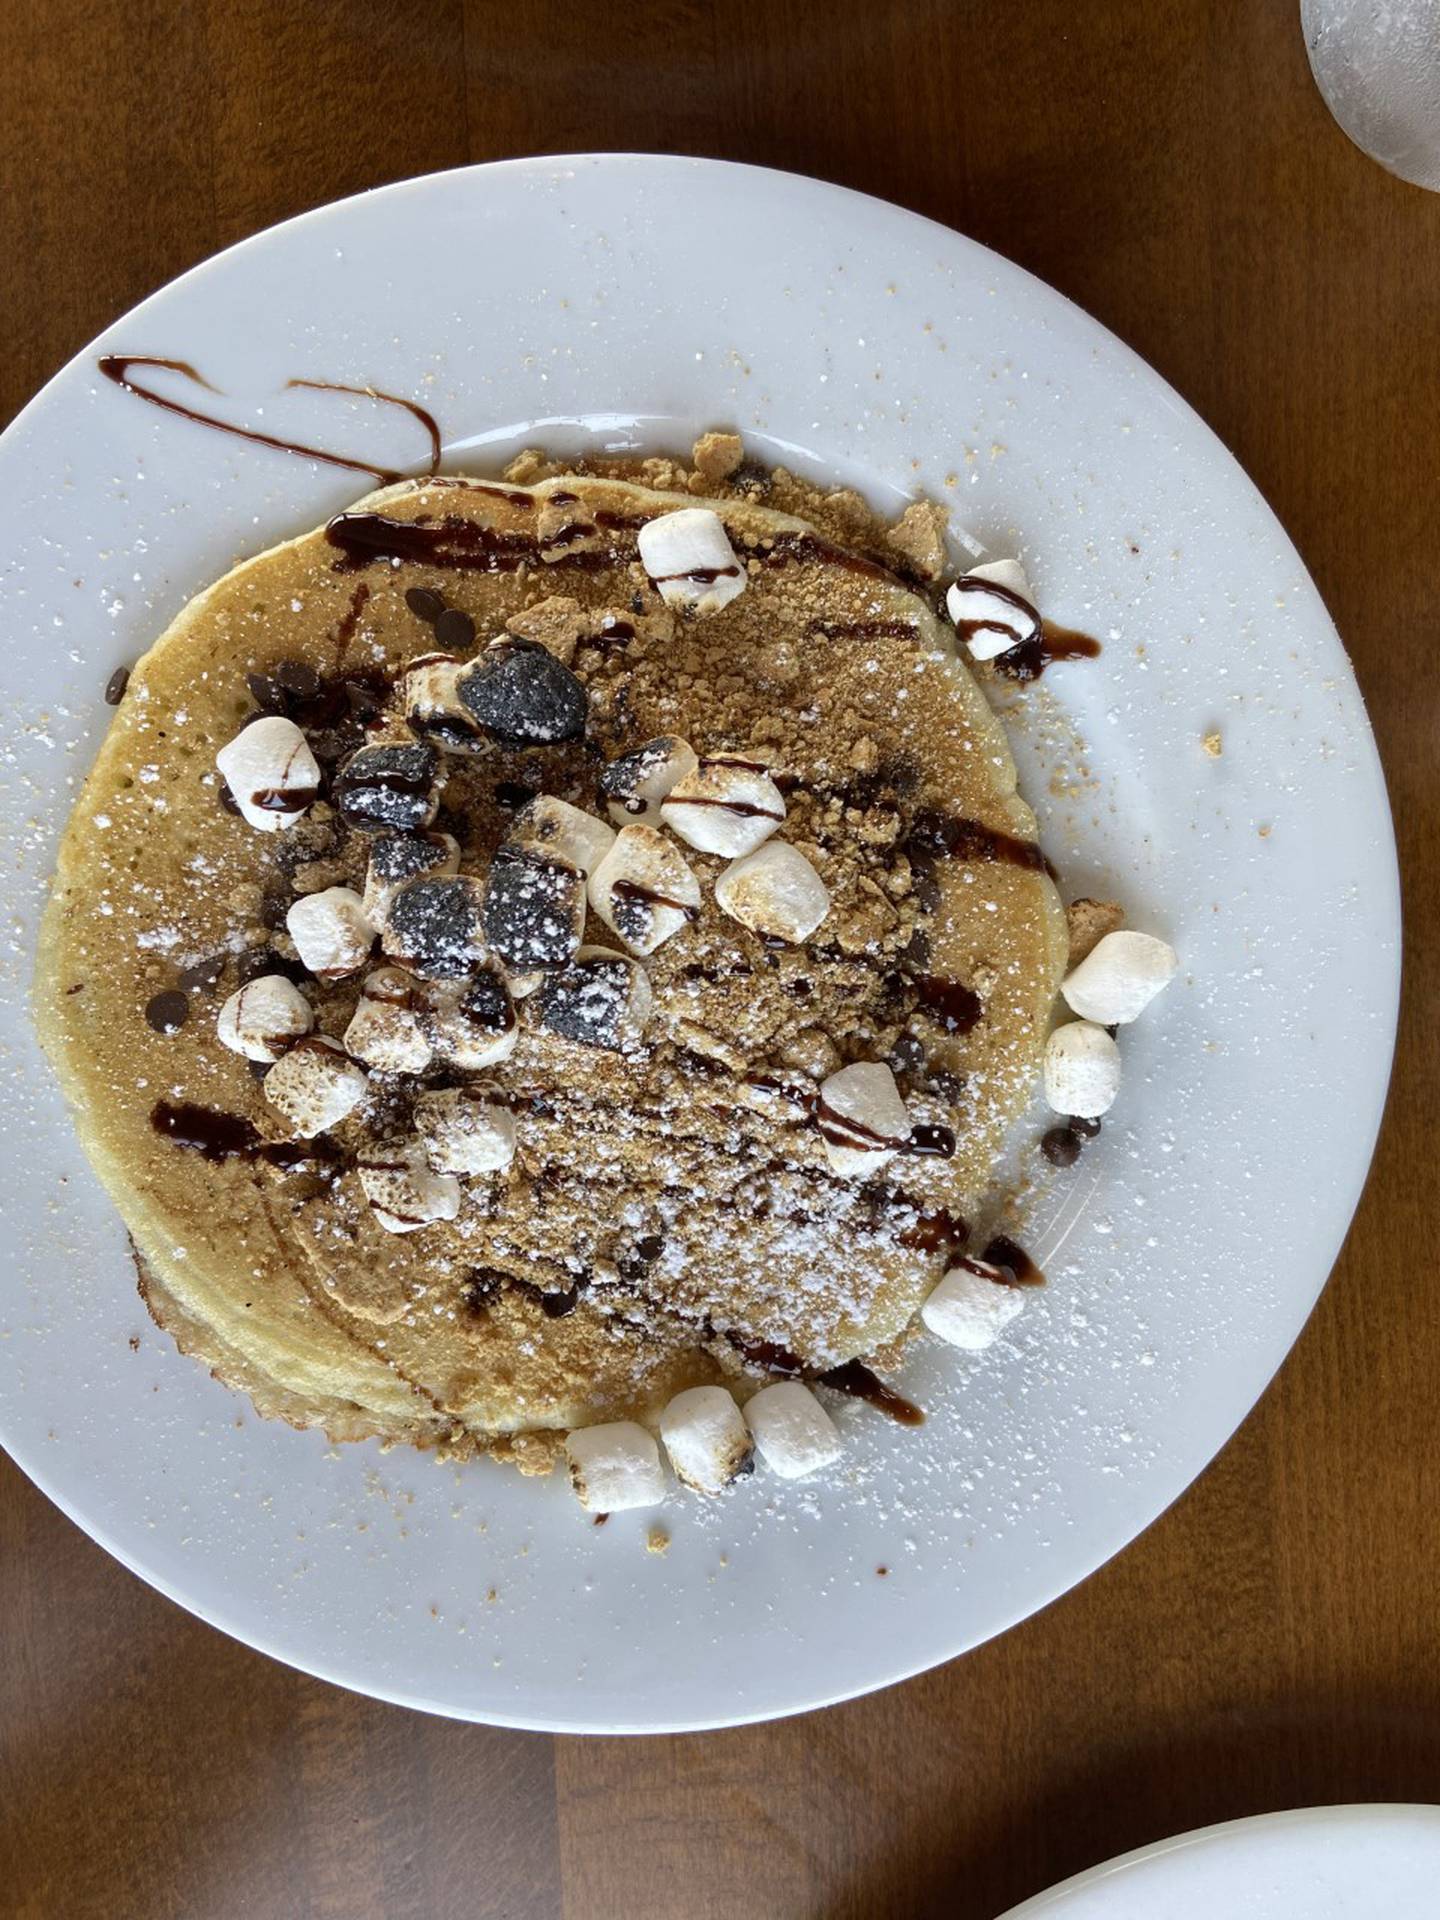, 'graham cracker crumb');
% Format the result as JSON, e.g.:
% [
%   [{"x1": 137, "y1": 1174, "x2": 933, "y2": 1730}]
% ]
[
  {"x1": 646, "y1": 1526, "x2": 670, "y2": 1555},
  {"x1": 1201, "y1": 730, "x2": 1222, "y2": 758},
  {"x1": 691, "y1": 430, "x2": 745, "y2": 484},
  {"x1": 886, "y1": 500, "x2": 950, "y2": 581},
  {"x1": 1065, "y1": 897, "x2": 1125, "y2": 969}
]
